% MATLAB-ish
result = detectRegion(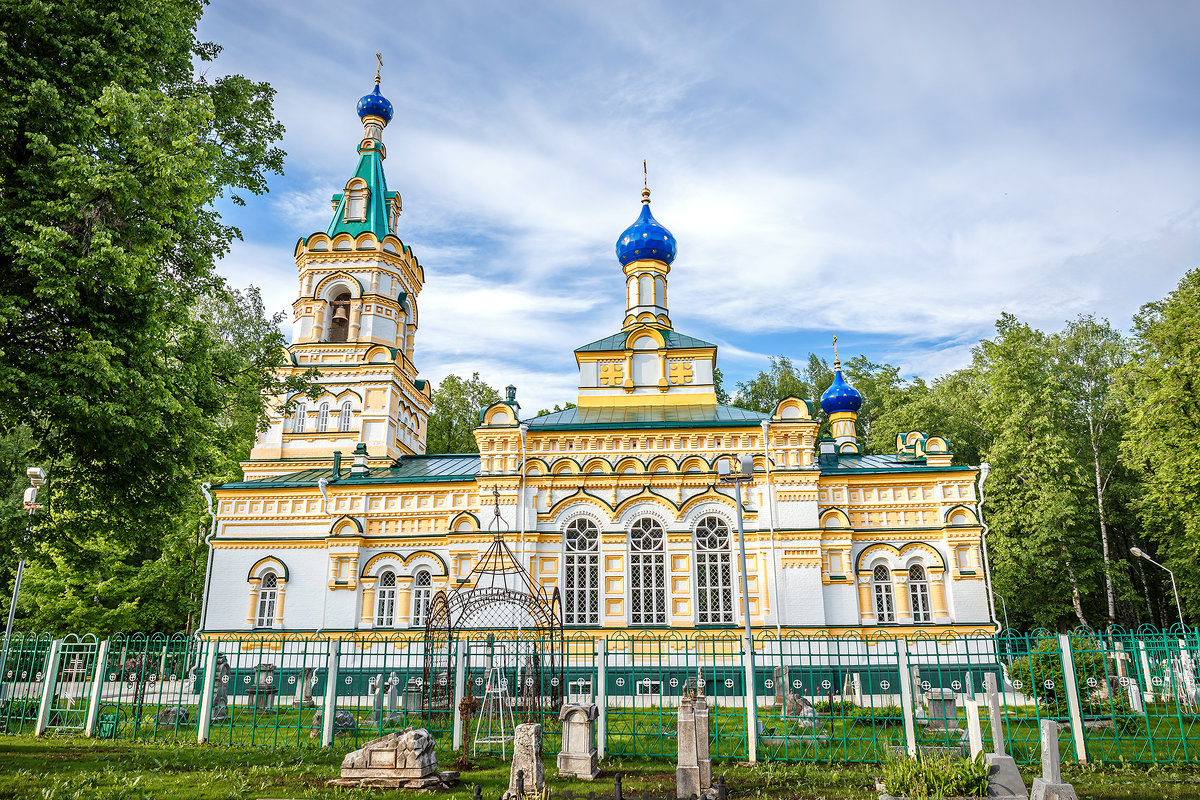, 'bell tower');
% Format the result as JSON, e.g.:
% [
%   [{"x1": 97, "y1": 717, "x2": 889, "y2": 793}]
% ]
[{"x1": 244, "y1": 63, "x2": 432, "y2": 478}]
